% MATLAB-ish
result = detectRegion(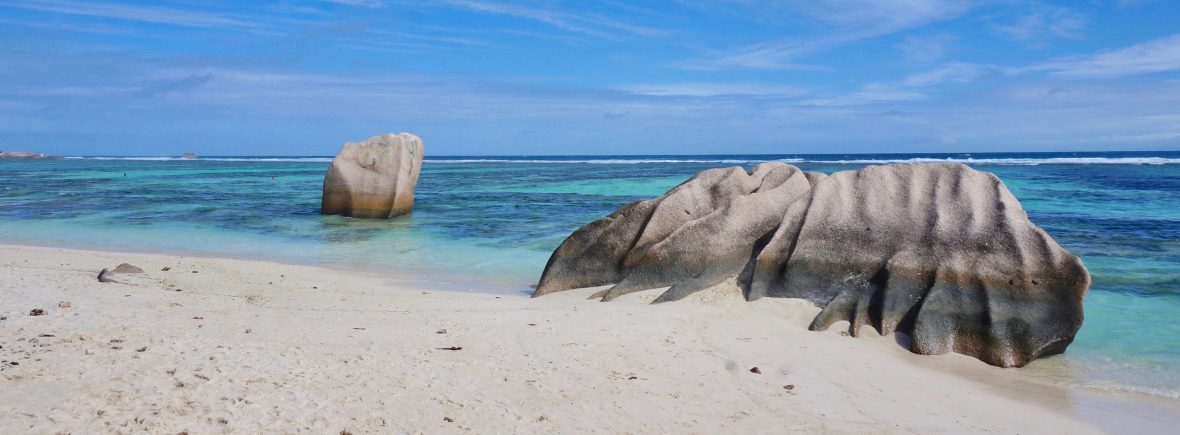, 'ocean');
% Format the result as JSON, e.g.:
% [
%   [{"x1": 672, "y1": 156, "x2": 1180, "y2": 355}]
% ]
[{"x1": 2, "y1": 151, "x2": 1178, "y2": 399}]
